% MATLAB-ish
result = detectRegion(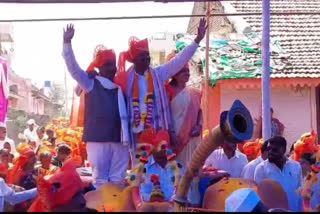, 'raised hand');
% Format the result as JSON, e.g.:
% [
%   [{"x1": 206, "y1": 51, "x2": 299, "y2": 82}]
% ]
[
  {"x1": 194, "y1": 18, "x2": 208, "y2": 44},
  {"x1": 63, "y1": 24, "x2": 75, "y2": 43}
]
